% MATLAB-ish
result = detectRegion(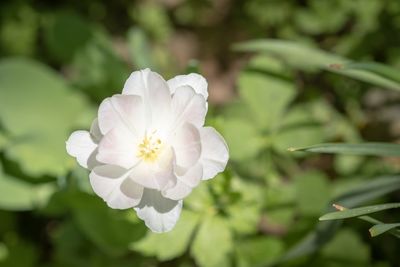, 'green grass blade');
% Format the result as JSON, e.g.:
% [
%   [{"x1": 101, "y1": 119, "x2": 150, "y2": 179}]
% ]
[
  {"x1": 233, "y1": 39, "x2": 400, "y2": 90},
  {"x1": 289, "y1": 143, "x2": 400, "y2": 157},
  {"x1": 369, "y1": 223, "x2": 400, "y2": 237},
  {"x1": 319, "y1": 203, "x2": 400, "y2": 221}
]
